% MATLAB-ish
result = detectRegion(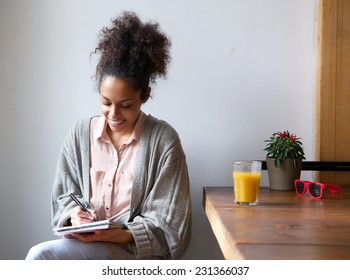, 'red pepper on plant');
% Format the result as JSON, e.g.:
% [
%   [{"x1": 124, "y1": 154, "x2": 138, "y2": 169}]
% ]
[{"x1": 264, "y1": 130, "x2": 305, "y2": 168}]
